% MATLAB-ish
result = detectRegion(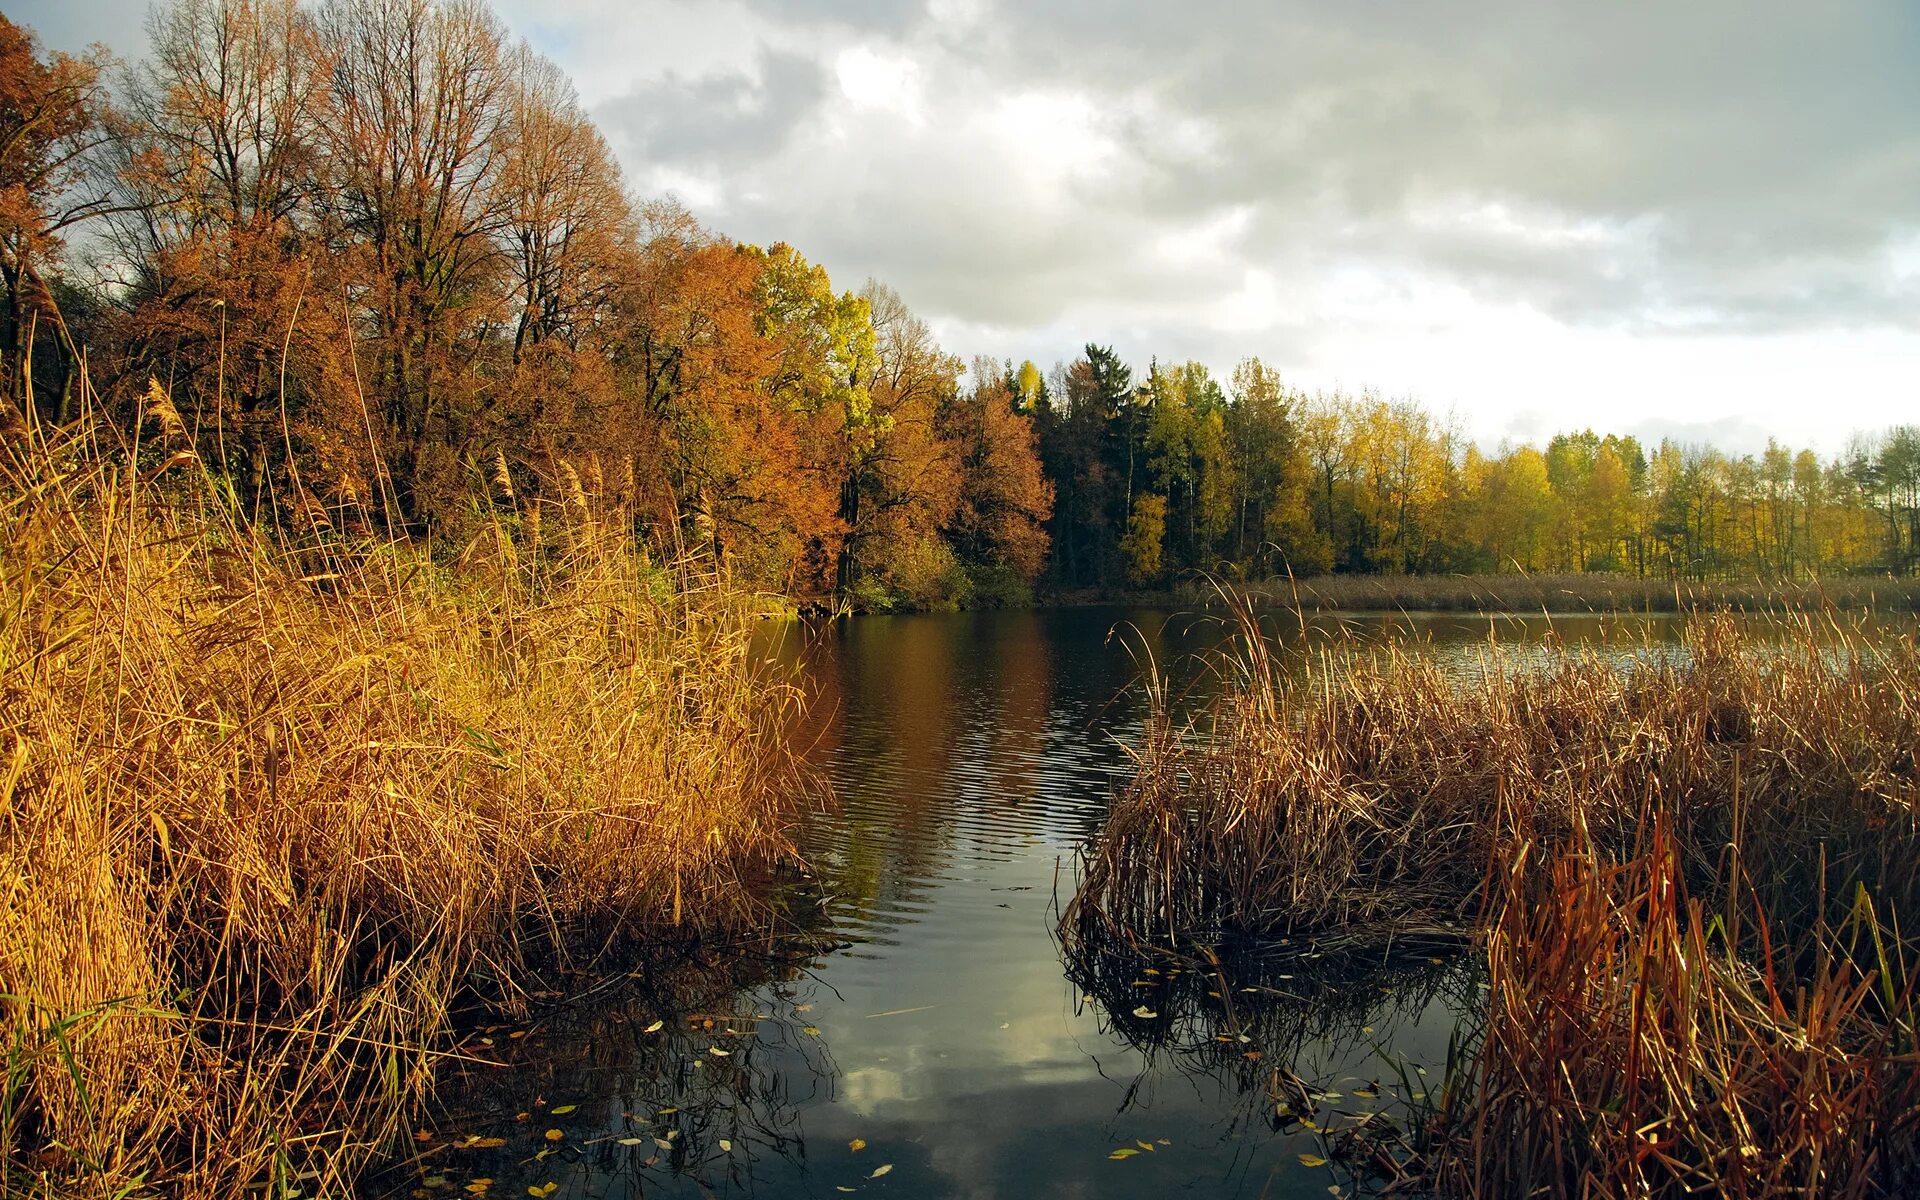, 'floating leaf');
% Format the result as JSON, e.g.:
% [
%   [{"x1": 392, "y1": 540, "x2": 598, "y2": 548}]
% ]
[
  {"x1": 849, "y1": 1138, "x2": 867, "y2": 1152},
  {"x1": 1108, "y1": 1148, "x2": 1140, "y2": 1160},
  {"x1": 1131, "y1": 1006, "x2": 1157, "y2": 1018},
  {"x1": 795, "y1": 1003, "x2": 814, "y2": 1013},
  {"x1": 709, "y1": 1047, "x2": 731, "y2": 1057},
  {"x1": 458, "y1": 1136, "x2": 508, "y2": 1149},
  {"x1": 803, "y1": 1026, "x2": 822, "y2": 1037},
  {"x1": 719, "y1": 1139, "x2": 733, "y2": 1152},
  {"x1": 544, "y1": 1129, "x2": 564, "y2": 1142},
  {"x1": 870, "y1": 1164, "x2": 893, "y2": 1178},
  {"x1": 1136, "y1": 1140, "x2": 1155, "y2": 1151},
  {"x1": 1298, "y1": 1153, "x2": 1328, "y2": 1167},
  {"x1": 618, "y1": 1137, "x2": 644, "y2": 1146},
  {"x1": 835, "y1": 1189, "x2": 856, "y2": 1194},
  {"x1": 654, "y1": 1138, "x2": 673, "y2": 1151},
  {"x1": 643, "y1": 1019, "x2": 665, "y2": 1034},
  {"x1": 550, "y1": 1105, "x2": 577, "y2": 1115}
]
